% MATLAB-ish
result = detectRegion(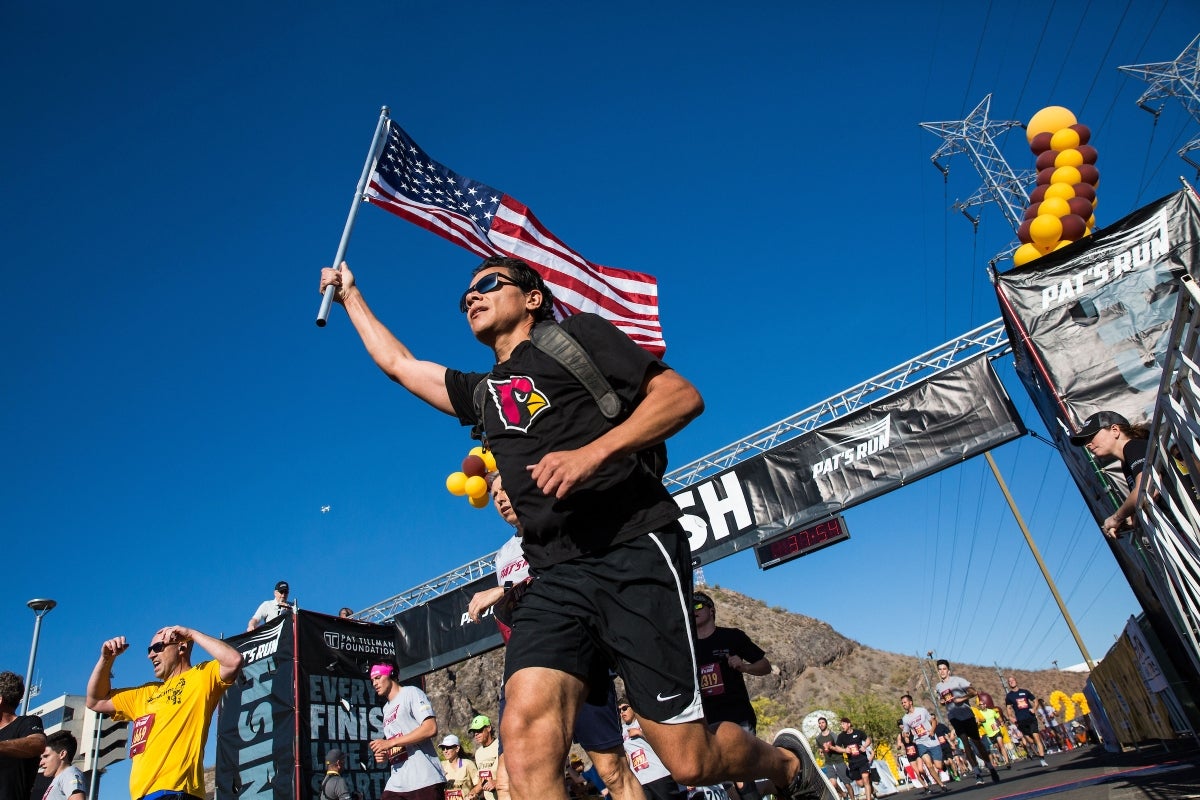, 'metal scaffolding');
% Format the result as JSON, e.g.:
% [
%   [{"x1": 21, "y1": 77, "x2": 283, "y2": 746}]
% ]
[{"x1": 1120, "y1": 33, "x2": 1200, "y2": 173}]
